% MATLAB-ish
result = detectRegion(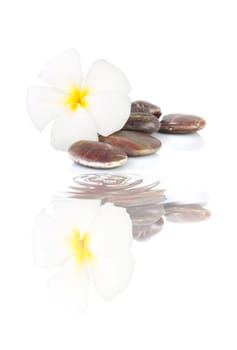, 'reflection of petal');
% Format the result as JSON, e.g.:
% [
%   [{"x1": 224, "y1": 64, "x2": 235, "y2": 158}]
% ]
[
  {"x1": 39, "y1": 49, "x2": 83, "y2": 92},
  {"x1": 91, "y1": 254, "x2": 135, "y2": 300},
  {"x1": 87, "y1": 92, "x2": 131, "y2": 136},
  {"x1": 84, "y1": 59, "x2": 131, "y2": 94},
  {"x1": 26, "y1": 87, "x2": 66, "y2": 131},
  {"x1": 47, "y1": 258, "x2": 89, "y2": 312},
  {"x1": 52, "y1": 198, "x2": 101, "y2": 235},
  {"x1": 50, "y1": 109, "x2": 98, "y2": 151},
  {"x1": 33, "y1": 210, "x2": 72, "y2": 268},
  {"x1": 156, "y1": 133, "x2": 205, "y2": 150},
  {"x1": 89, "y1": 203, "x2": 133, "y2": 258}
]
